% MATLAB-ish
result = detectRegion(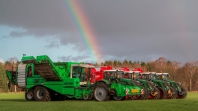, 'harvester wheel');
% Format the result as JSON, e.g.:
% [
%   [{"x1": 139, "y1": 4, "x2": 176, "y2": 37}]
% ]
[
  {"x1": 83, "y1": 93, "x2": 93, "y2": 100},
  {"x1": 169, "y1": 87, "x2": 177, "y2": 99},
  {"x1": 25, "y1": 89, "x2": 34, "y2": 101},
  {"x1": 34, "y1": 86, "x2": 51, "y2": 101},
  {"x1": 94, "y1": 84, "x2": 109, "y2": 101},
  {"x1": 158, "y1": 87, "x2": 167, "y2": 99},
  {"x1": 152, "y1": 87, "x2": 160, "y2": 99}
]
